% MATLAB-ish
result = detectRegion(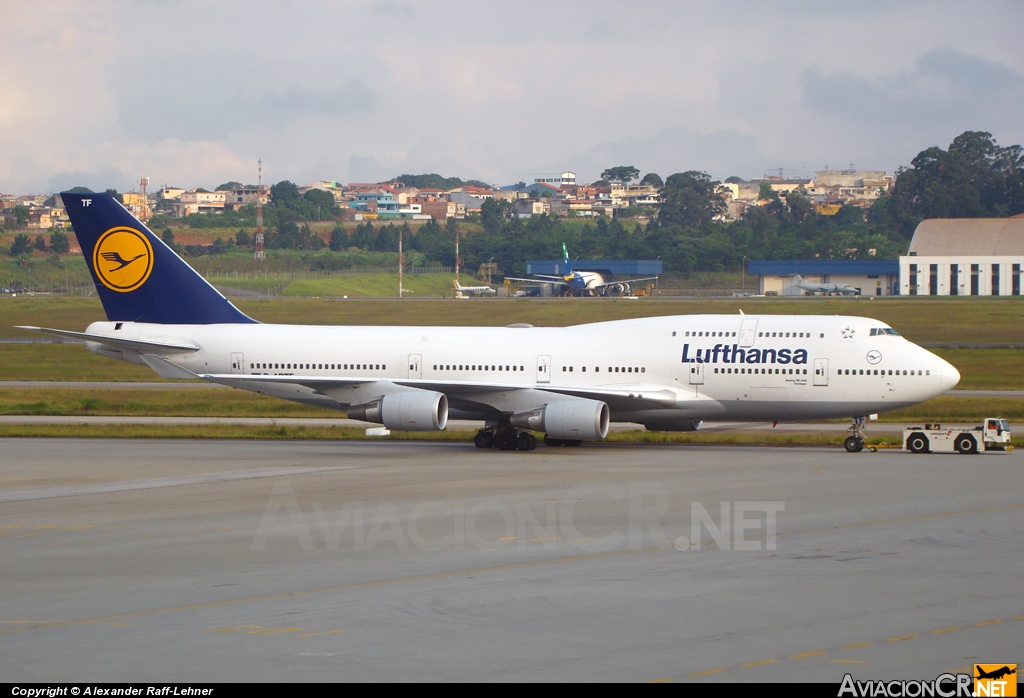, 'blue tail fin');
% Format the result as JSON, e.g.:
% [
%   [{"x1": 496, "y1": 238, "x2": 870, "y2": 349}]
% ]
[{"x1": 61, "y1": 192, "x2": 255, "y2": 324}]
